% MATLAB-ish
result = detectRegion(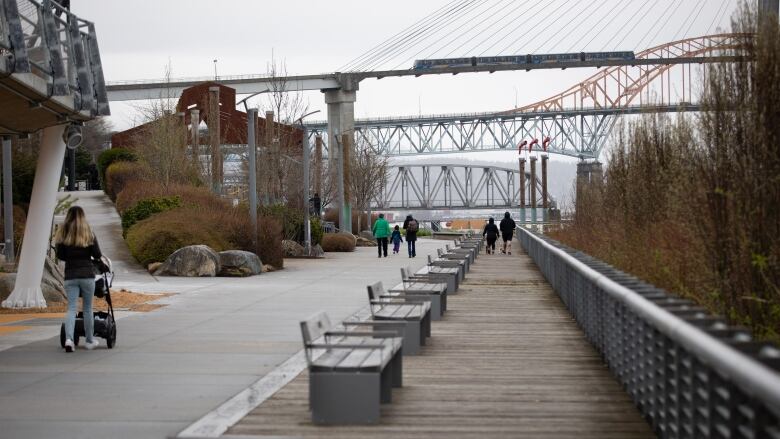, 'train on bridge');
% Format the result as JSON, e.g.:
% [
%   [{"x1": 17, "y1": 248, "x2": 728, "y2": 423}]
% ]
[{"x1": 413, "y1": 51, "x2": 636, "y2": 70}]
